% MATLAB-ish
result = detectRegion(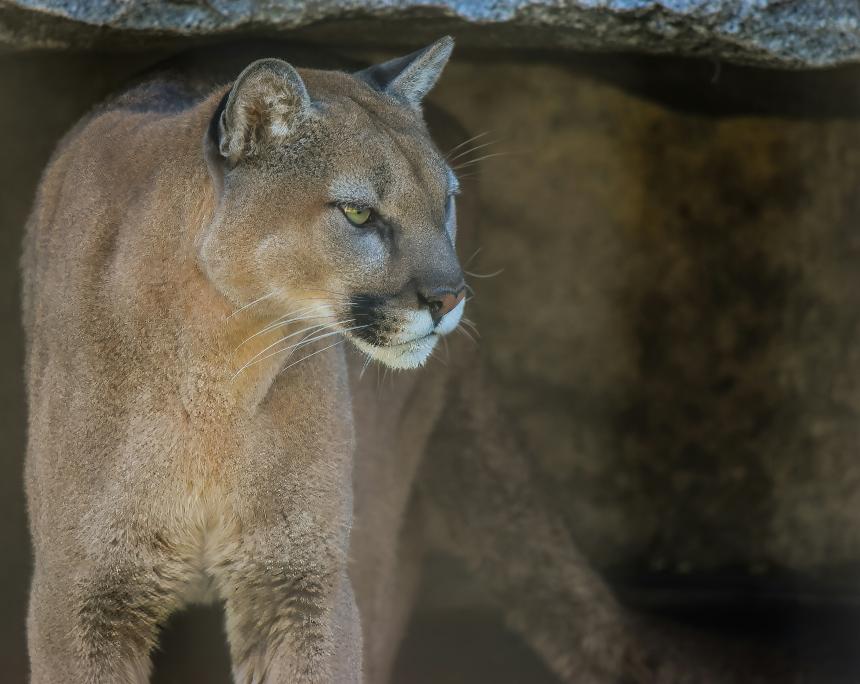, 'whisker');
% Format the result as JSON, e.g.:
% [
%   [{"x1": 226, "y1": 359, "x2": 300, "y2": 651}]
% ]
[
  {"x1": 429, "y1": 347, "x2": 448, "y2": 368},
  {"x1": 237, "y1": 314, "x2": 331, "y2": 350},
  {"x1": 235, "y1": 305, "x2": 329, "y2": 349},
  {"x1": 453, "y1": 152, "x2": 510, "y2": 170},
  {"x1": 464, "y1": 283, "x2": 475, "y2": 296},
  {"x1": 277, "y1": 324, "x2": 370, "y2": 364},
  {"x1": 461, "y1": 318, "x2": 481, "y2": 338},
  {"x1": 465, "y1": 268, "x2": 504, "y2": 279},
  {"x1": 447, "y1": 139, "x2": 499, "y2": 163},
  {"x1": 463, "y1": 247, "x2": 482, "y2": 268},
  {"x1": 445, "y1": 130, "x2": 491, "y2": 158},
  {"x1": 235, "y1": 322, "x2": 372, "y2": 379},
  {"x1": 359, "y1": 354, "x2": 373, "y2": 381},
  {"x1": 280, "y1": 339, "x2": 347, "y2": 376},
  {"x1": 226, "y1": 291, "x2": 276, "y2": 321},
  {"x1": 233, "y1": 323, "x2": 333, "y2": 378},
  {"x1": 455, "y1": 325, "x2": 479, "y2": 346},
  {"x1": 232, "y1": 320, "x2": 351, "y2": 378}
]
